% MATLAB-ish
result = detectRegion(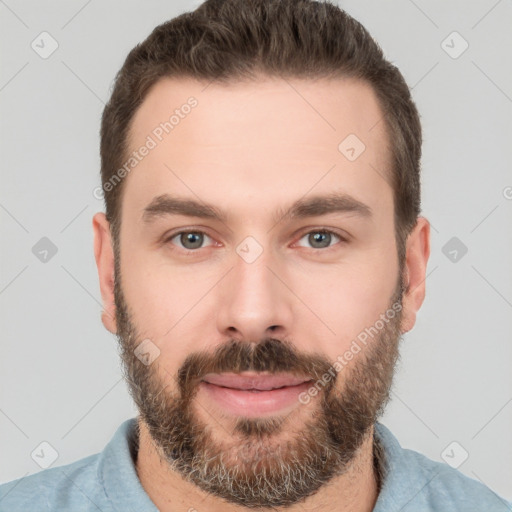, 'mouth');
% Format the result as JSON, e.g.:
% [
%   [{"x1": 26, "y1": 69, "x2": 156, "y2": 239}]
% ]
[
  {"x1": 199, "y1": 372, "x2": 314, "y2": 416},
  {"x1": 201, "y1": 372, "x2": 312, "y2": 390}
]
